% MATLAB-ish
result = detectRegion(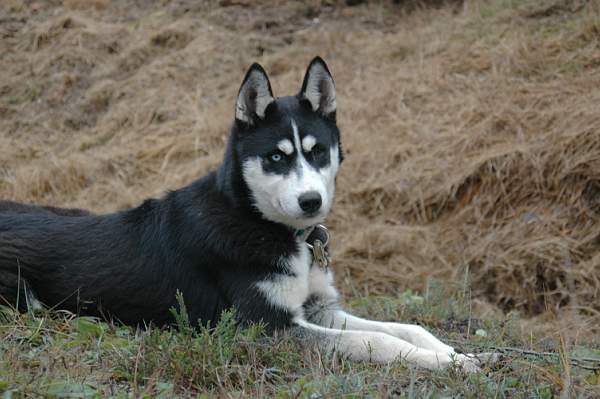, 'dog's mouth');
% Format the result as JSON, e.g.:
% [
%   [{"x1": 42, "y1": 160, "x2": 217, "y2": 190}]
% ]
[
  {"x1": 302, "y1": 210, "x2": 320, "y2": 218},
  {"x1": 272, "y1": 199, "x2": 326, "y2": 229},
  {"x1": 294, "y1": 210, "x2": 328, "y2": 229}
]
